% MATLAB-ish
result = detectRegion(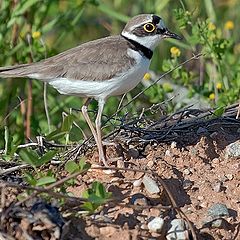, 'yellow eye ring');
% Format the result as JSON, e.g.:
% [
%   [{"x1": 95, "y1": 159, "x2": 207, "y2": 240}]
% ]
[{"x1": 143, "y1": 23, "x2": 156, "y2": 32}]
